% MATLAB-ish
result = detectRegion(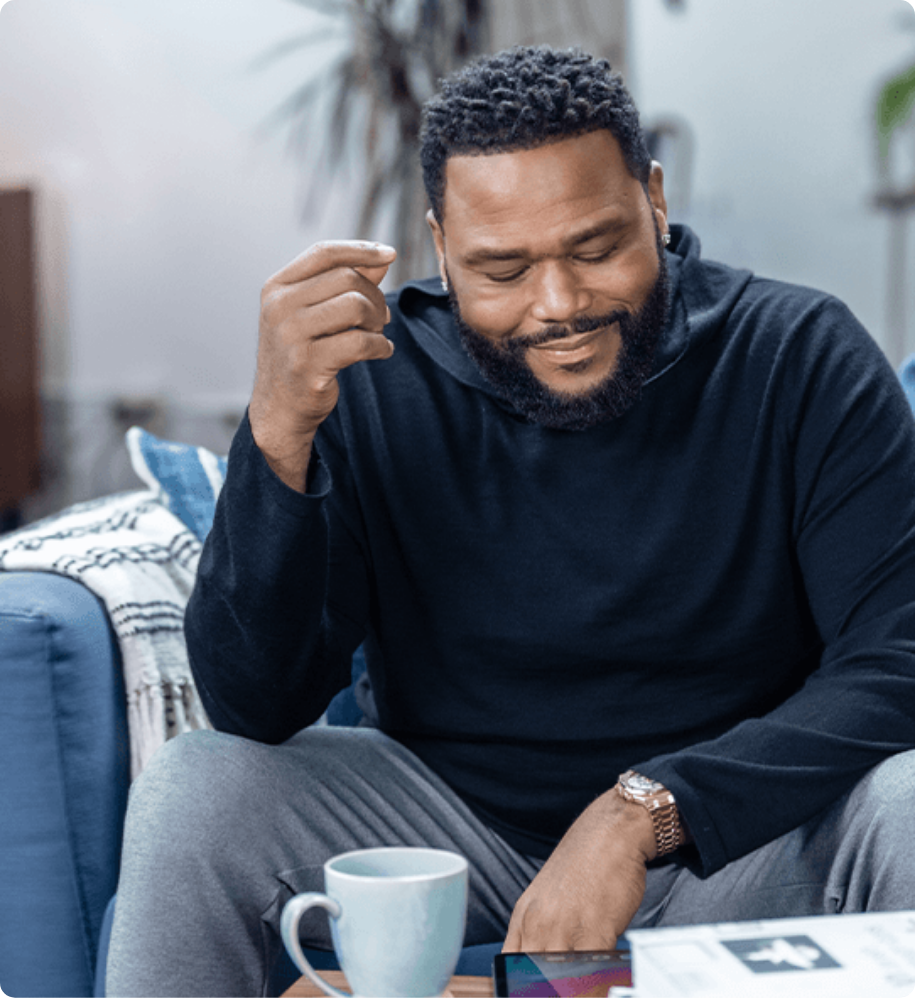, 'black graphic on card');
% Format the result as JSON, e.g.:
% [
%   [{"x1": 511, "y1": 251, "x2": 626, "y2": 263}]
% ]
[{"x1": 720, "y1": 936, "x2": 842, "y2": 974}]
